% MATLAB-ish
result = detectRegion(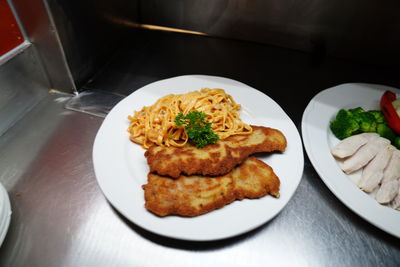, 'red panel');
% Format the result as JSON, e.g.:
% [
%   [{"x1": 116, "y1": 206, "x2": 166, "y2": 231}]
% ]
[{"x1": 0, "y1": 0, "x2": 23, "y2": 56}]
